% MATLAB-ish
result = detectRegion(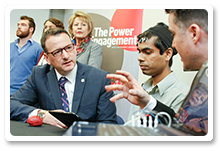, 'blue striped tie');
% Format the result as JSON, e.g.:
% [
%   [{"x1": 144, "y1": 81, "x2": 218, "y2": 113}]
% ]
[{"x1": 59, "y1": 77, "x2": 69, "y2": 112}]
